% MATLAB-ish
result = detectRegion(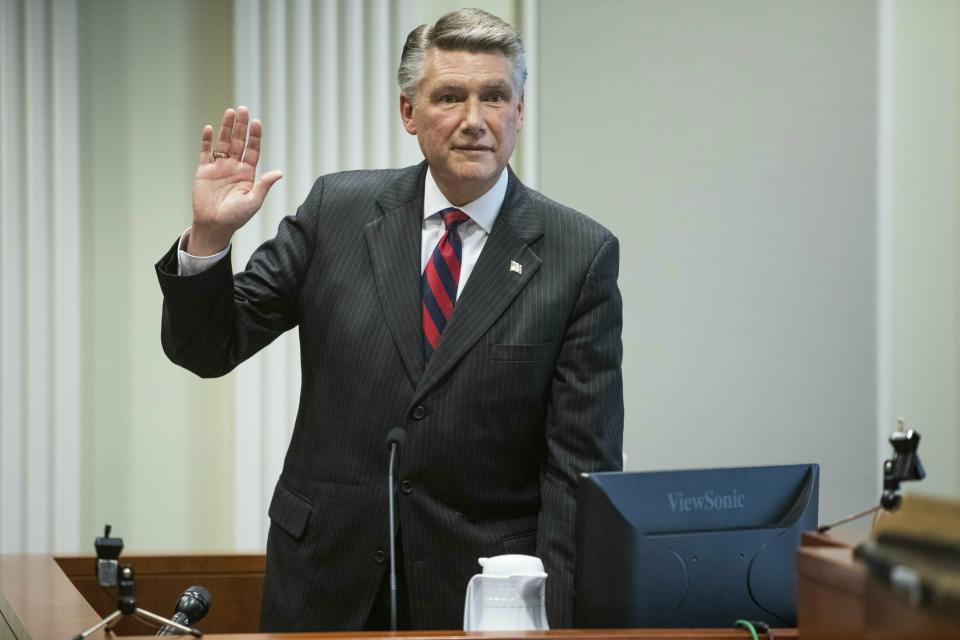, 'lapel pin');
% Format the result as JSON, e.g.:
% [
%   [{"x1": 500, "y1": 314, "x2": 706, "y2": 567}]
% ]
[{"x1": 510, "y1": 260, "x2": 523, "y2": 275}]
